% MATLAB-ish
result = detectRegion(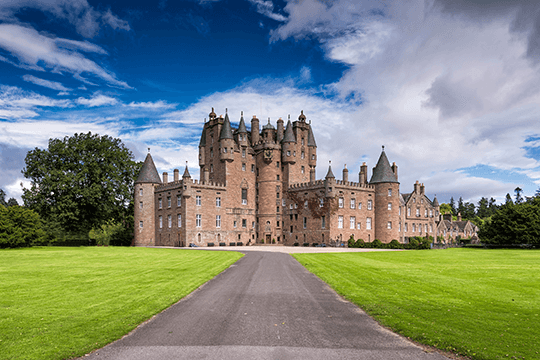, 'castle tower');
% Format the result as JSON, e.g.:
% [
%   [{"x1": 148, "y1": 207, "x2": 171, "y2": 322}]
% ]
[
  {"x1": 324, "y1": 163, "x2": 336, "y2": 198},
  {"x1": 219, "y1": 111, "x2": 235, "y2": 165},
  {"x1": 134, "y1": 152, "x2": 162, "y2": 246},
  {"x1": 369, "y1": 147, "x2": 400, "y2": 243},
  {"x1": 236, "y1": 111, "x2": 248, "y2": 148},
  {"x1": 198, "y1": 123, "x2": 206, "y2": 170},
  {"x1": 307, "y1": 121, "x2": 317, "y2": 177},
  {"x1": 251, "y1": 115, "x2": 260, "y2": 146},
  {"x1": 276, "y1": 117, "x2": 284, "y2": 143}
]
